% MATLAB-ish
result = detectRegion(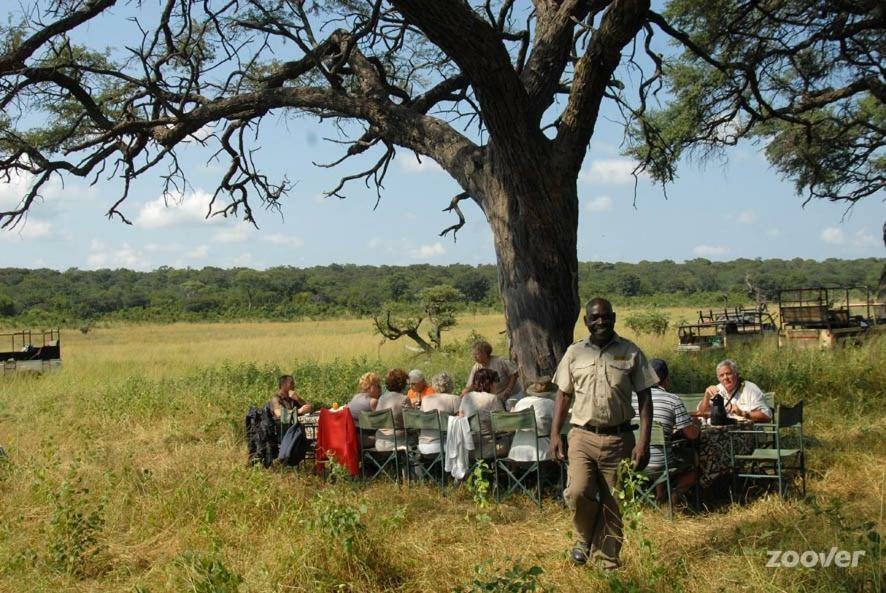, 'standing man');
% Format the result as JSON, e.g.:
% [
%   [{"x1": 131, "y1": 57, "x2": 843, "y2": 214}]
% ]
[{"x1": 549, "y1": 298, "x2": 658, "y2": 570}]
